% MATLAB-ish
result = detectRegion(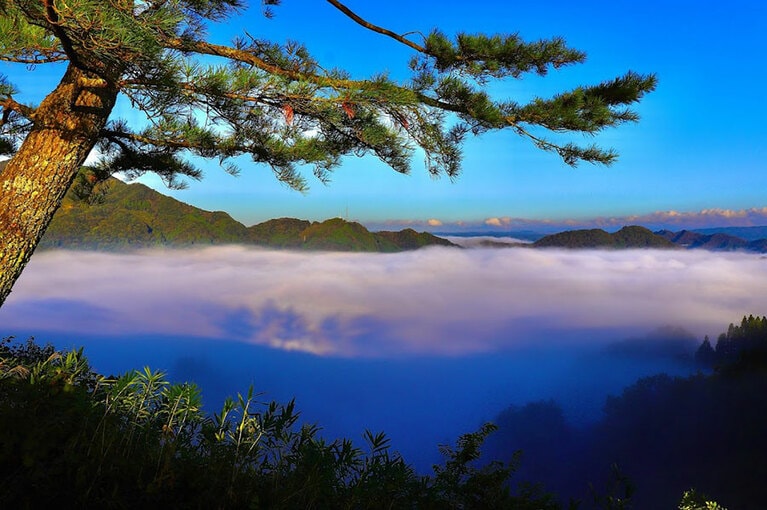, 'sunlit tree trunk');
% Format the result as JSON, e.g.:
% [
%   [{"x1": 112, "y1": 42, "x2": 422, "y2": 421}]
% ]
[{"x1": 0, "y1": 64, "x2": 118, "y2": 306}]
